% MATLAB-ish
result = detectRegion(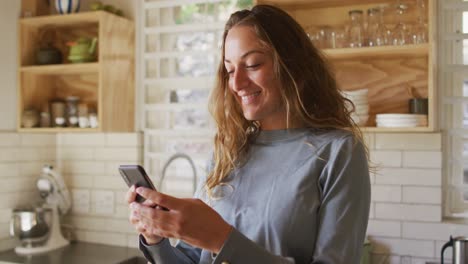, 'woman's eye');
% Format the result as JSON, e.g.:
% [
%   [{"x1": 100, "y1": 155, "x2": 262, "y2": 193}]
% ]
[{"x1": 246, "y1": 63, "x2": 260, "y2": 69}]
